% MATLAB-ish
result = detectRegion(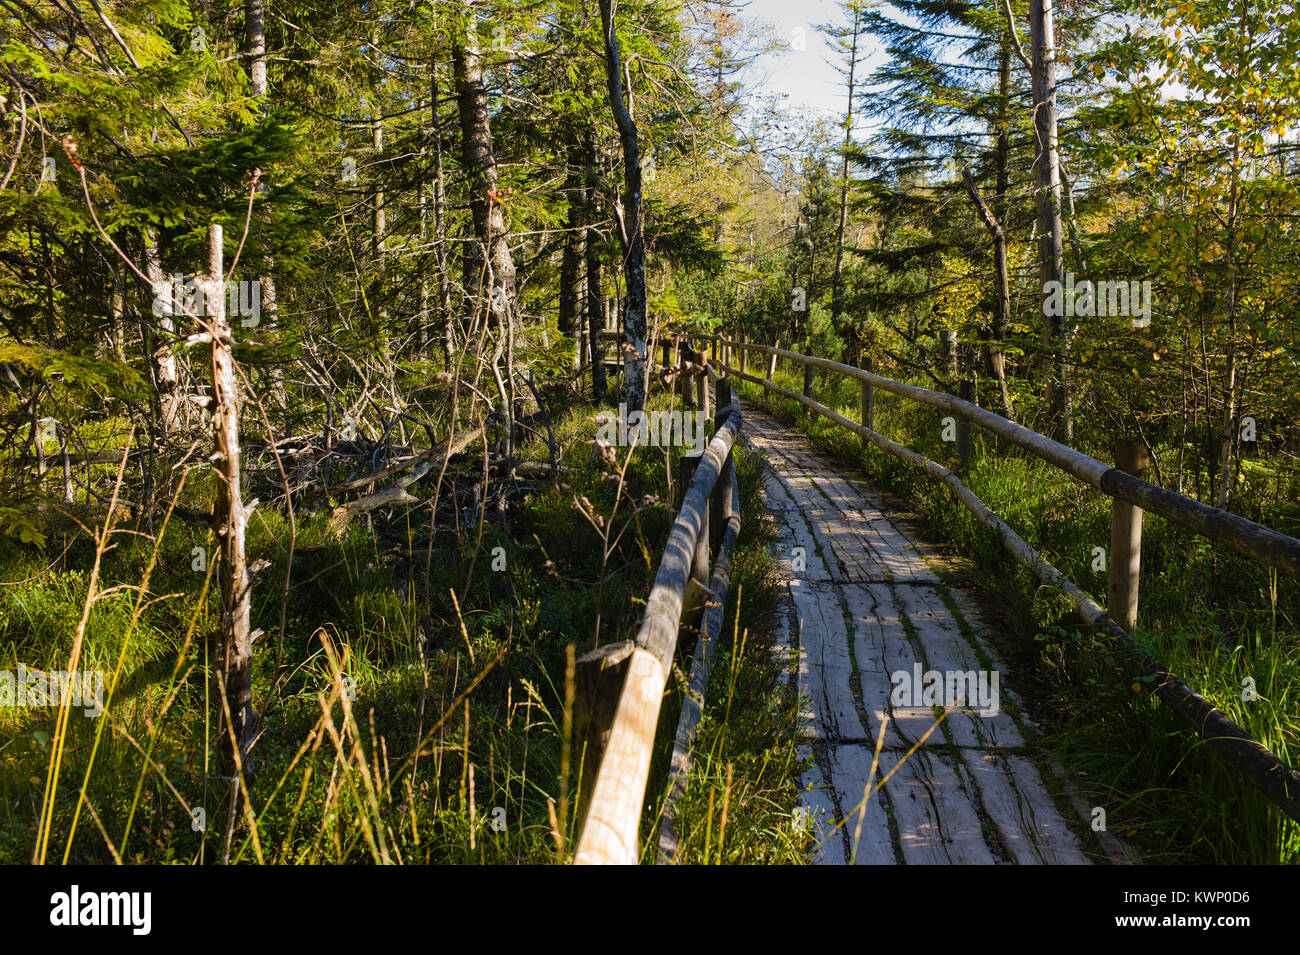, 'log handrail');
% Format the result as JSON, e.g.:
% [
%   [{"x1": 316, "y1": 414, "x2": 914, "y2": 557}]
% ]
[
  {"x1": 657, "y1": 452, "x2": 740, "y2": 863},
  {"x1": 710, "y1": 336, "x2": 1300, "y2": 579},
  {"x1": 705, "y1": 334, "x2": 1300, "y2": 823},
  {"x1": 573, "y1": 394, "x2": 743, "y2": 864}
]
